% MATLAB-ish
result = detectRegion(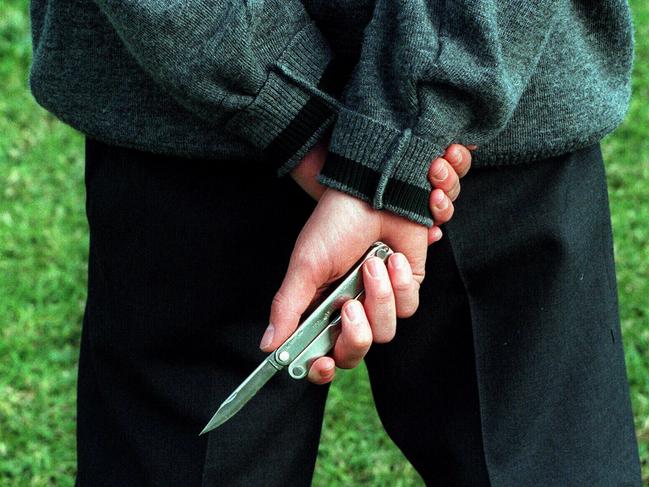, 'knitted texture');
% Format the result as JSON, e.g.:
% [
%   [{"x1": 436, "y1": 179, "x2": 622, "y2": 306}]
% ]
[{"x1": 29, "y1": 0, "x2": 634, "y2": 226}]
